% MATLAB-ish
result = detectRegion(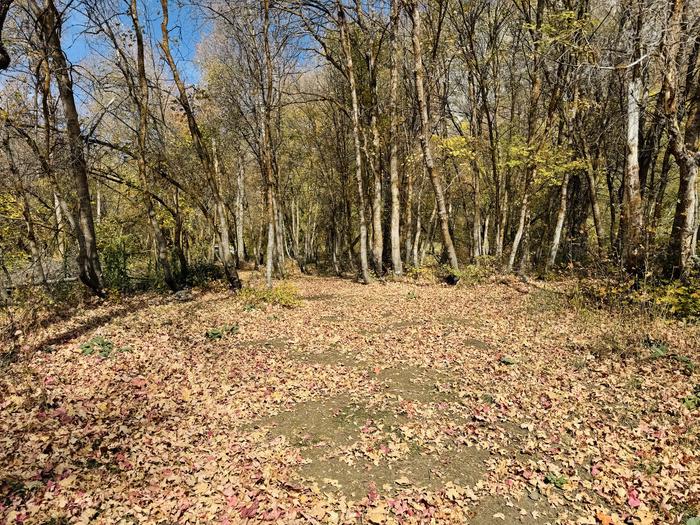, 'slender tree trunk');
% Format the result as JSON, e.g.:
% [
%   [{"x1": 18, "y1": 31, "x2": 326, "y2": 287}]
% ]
[
  {"x1": 482, "y1": 214, "x2": 490, "y2": 256},
  {"x1": 96, "y1": 186, "x2": 102, "y2": 224},
  {"x1": 664, "y1": 0, "x2": 699, "y2": 276},
  {"x1": 389, "y1": 0, "x2": 402, "y2": 275},
  {"x1": 212, "y1": 139, "x2": 237, "y2": 281},
  {"x1": 53, "y1": 192, "x2": 66, "y2": 260},
  {"x1": 409, "y1": 0, "x2": 458, "y2": 271},
  {"x1": 472, "y1": 162, "x2": 482, "y2": 259},
  {"x1": 369, "y1": 105, "x2": 384, "y2": 274},
  {"x1": 404, "y1": 167, "x2": 414, "y2": 267},
  {"x1": 585, "y1": 156, "x2": 605, "y2": 255},
  {"x1": 621, "y1": 75, "x2": 645, "y2": 274},
  {"x1": 547, "y1": 173, "x2": 570, "y2": 270},
  {"x1": 265, "y1": 186, "x2": 275, "y2": 288},
  {"x1": 421, "y1": 201, "x2": 438, "y2": 265},
  {"x1": 235, "y1": 157, "x2": 246, "y2": 267},
  {"x1": 338, "y1": 1, "x2": 370, "y2": 283},
  {"x1": 508, "y1": 191, "x2": 530, "y2": 271},
  {"x1": 496, "y1": 179, "x2": 508, "y2": 258},
  {"x1": 130, "y1": 0, "x2": 177, "y2": 291},
  {"x1": 173, "y1": 190, "x2": 189, "y2": 279},
  {"x1": 160, "y1": 0, "x2": 241, "y2": 290}
]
